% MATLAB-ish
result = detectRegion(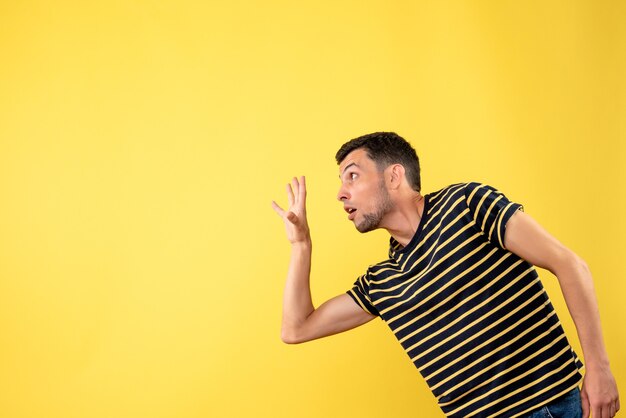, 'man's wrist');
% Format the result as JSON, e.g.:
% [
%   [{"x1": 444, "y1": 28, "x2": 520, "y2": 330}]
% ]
[
  {"x1": 584, "y1": 357, "x2": 611, "y2": 370},
  {"x1": 291, "y1": 238, "x2": 312, "y2": 250}
]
